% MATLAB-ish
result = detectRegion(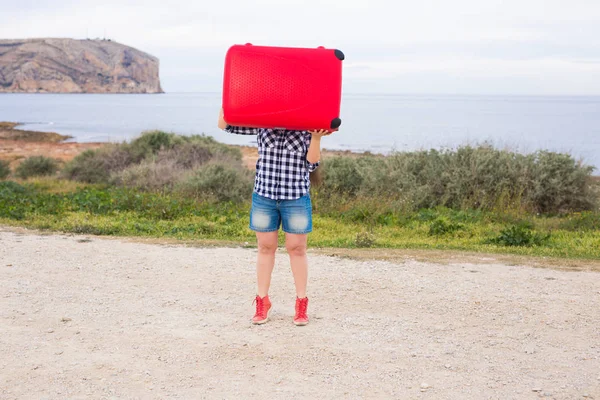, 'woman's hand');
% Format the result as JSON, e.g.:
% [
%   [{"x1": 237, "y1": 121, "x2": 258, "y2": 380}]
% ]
[
  {"x1": 217, "y1": 108, "x2": 227, "y2": 130},
  {"x1": 308, "y1": 129, "x2": 333, "y2": 139}
]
